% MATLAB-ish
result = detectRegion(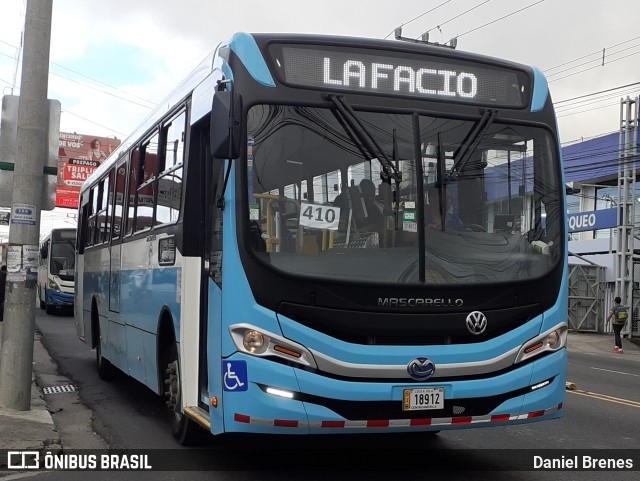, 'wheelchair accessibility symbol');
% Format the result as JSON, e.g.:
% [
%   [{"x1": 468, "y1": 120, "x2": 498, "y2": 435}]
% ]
[{"x1": 222, "y1": 360, "x2": 248, "y2": 391}]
